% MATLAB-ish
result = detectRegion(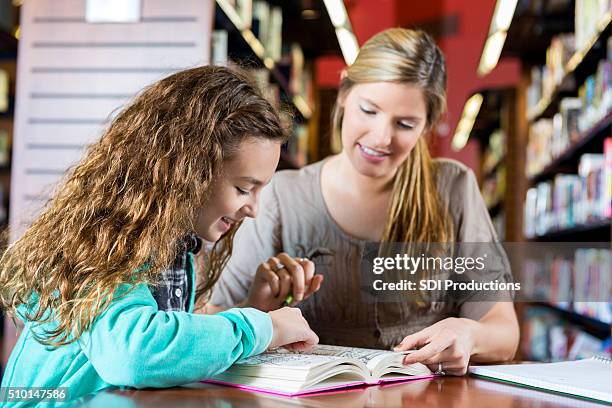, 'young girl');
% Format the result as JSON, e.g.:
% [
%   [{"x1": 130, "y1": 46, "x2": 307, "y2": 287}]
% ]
[
  {"x1": 0, "y1": 66, "x2": 318, "y2": 402},
  {"x1": 209, "y1": 29, "x2": 519, "y2": 376}
]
